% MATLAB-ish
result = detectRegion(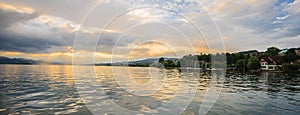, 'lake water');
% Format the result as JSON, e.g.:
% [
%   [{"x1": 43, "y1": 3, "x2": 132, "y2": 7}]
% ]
[{"x1": 0, "y1": 65, "x2": 299, "y2": 115}]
